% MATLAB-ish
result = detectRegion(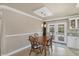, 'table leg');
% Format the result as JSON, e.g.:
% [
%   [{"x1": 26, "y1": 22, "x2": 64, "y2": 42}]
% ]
[{"x1": 44, "y1": 46, "x2": 46, "y2": 56}]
